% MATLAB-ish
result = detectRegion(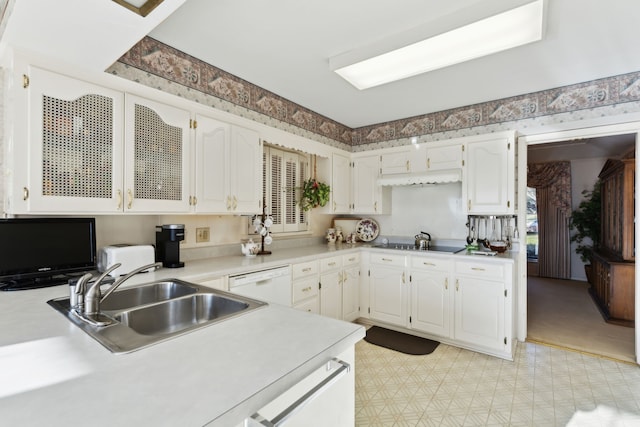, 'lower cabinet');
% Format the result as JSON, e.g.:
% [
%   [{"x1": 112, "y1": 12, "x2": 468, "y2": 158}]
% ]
[
  {"x1": 362, "y1": 252, "x2": 514, "y2": 360},
  {"x1": 241, "y1": 347, "x2": 355, "y2": 427},
  {"x1": 369, "y1": 253, "x2": 407, "y2": 327},
  {"x1": 453, "y1": 259, "x2": 513, "y2": 358},
  {"x1": 409, "y1": 256, "x2": 452, "y2": 337},
  {"x1": 319, "y1": 253, "x2": 361, "y2": 321}
]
